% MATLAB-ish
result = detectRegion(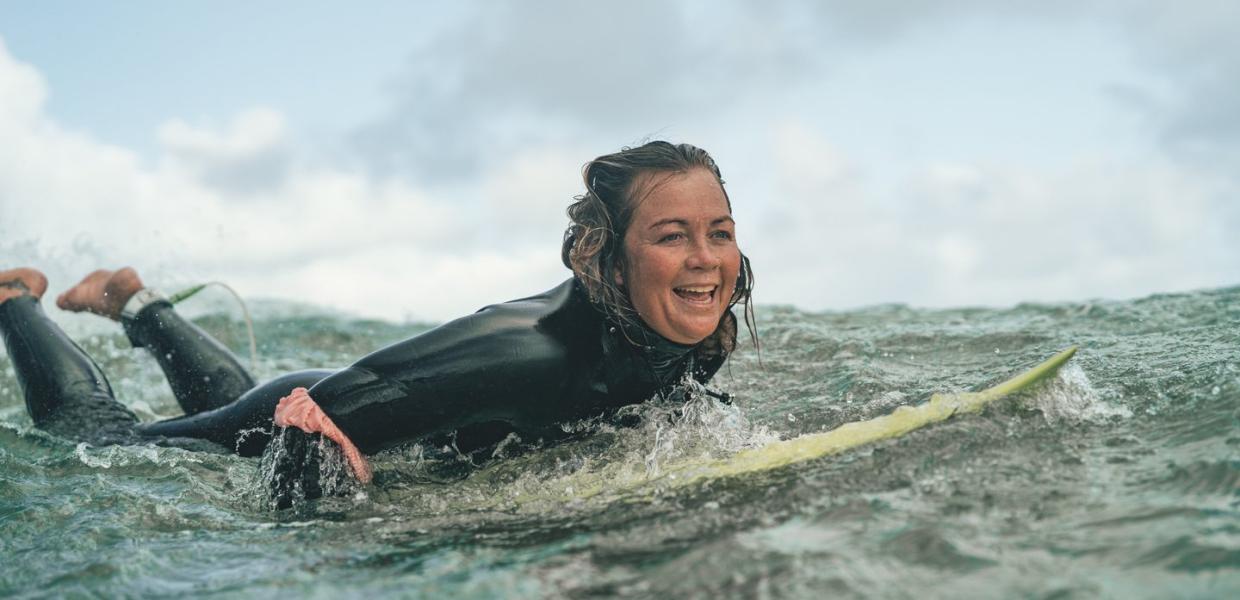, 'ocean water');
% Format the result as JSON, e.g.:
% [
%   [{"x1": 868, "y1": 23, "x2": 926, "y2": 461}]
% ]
[{"x1": 1, "y1": 286, "x2": 1237, "y2": 598}]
